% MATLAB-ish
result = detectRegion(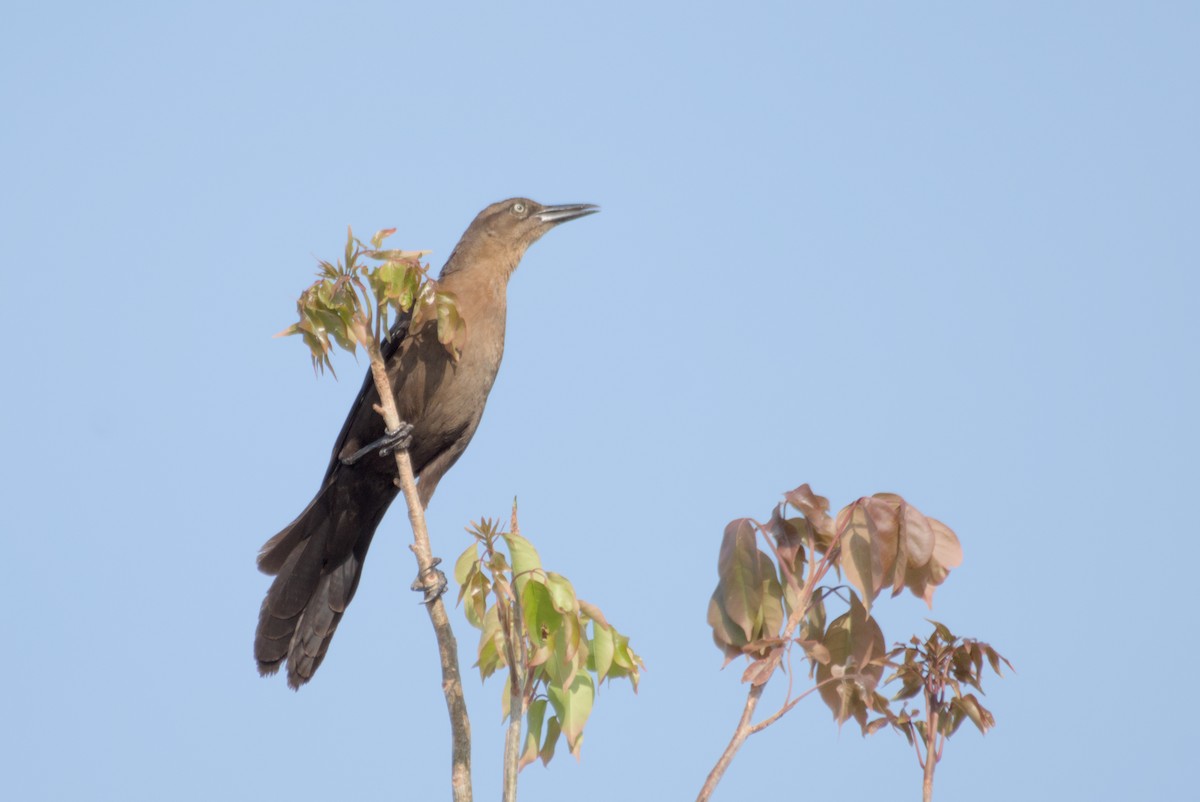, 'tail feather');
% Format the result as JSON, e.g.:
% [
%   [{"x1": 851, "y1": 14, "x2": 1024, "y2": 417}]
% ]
[{"x1": 254, "y1": 476, "x2": 390, "y2": 688}]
